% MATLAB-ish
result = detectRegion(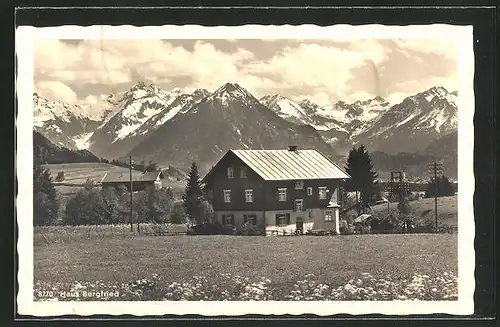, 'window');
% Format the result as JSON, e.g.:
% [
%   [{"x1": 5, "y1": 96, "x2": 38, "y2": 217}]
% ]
[
  {"x1": 223, "y1": 214, "x2": 235, "y2": 225},
  {"x1": 243, "y1": 214, "x2": 257, "y2": 226},
  {"x1": 318, "y1": 186, "x2": 327, "y2": 200},
  {"x1": 278, "y1": 188, "x2": 287, "y2": 202},
  {"x1": 275, "y1": 213, "x2": 290, "y2": 226},
  {"x1": 240, "y1": 166, "x2": 247, "y2": 178},
  {"x1": 245, "y1": 189, "x2": 254, "y2": 203},
  {"x1": 295, "y1": 181, "x2": 304, "y2": 189},
  {"x1": 227, "y1": 167, "x2": 234, "y2": 179},
  {"x1": 325, "y1": 211, "x2": 333, "y2": 221},
  {"x1": 294, "y1": 199, "x2": 304, "y2": 212},
  {"x1": 307, "y1": 187, "x2": 313, "y2": 196},
  {"x1": 223, "y1": 190, "x2": 231, "y2": 203}
]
